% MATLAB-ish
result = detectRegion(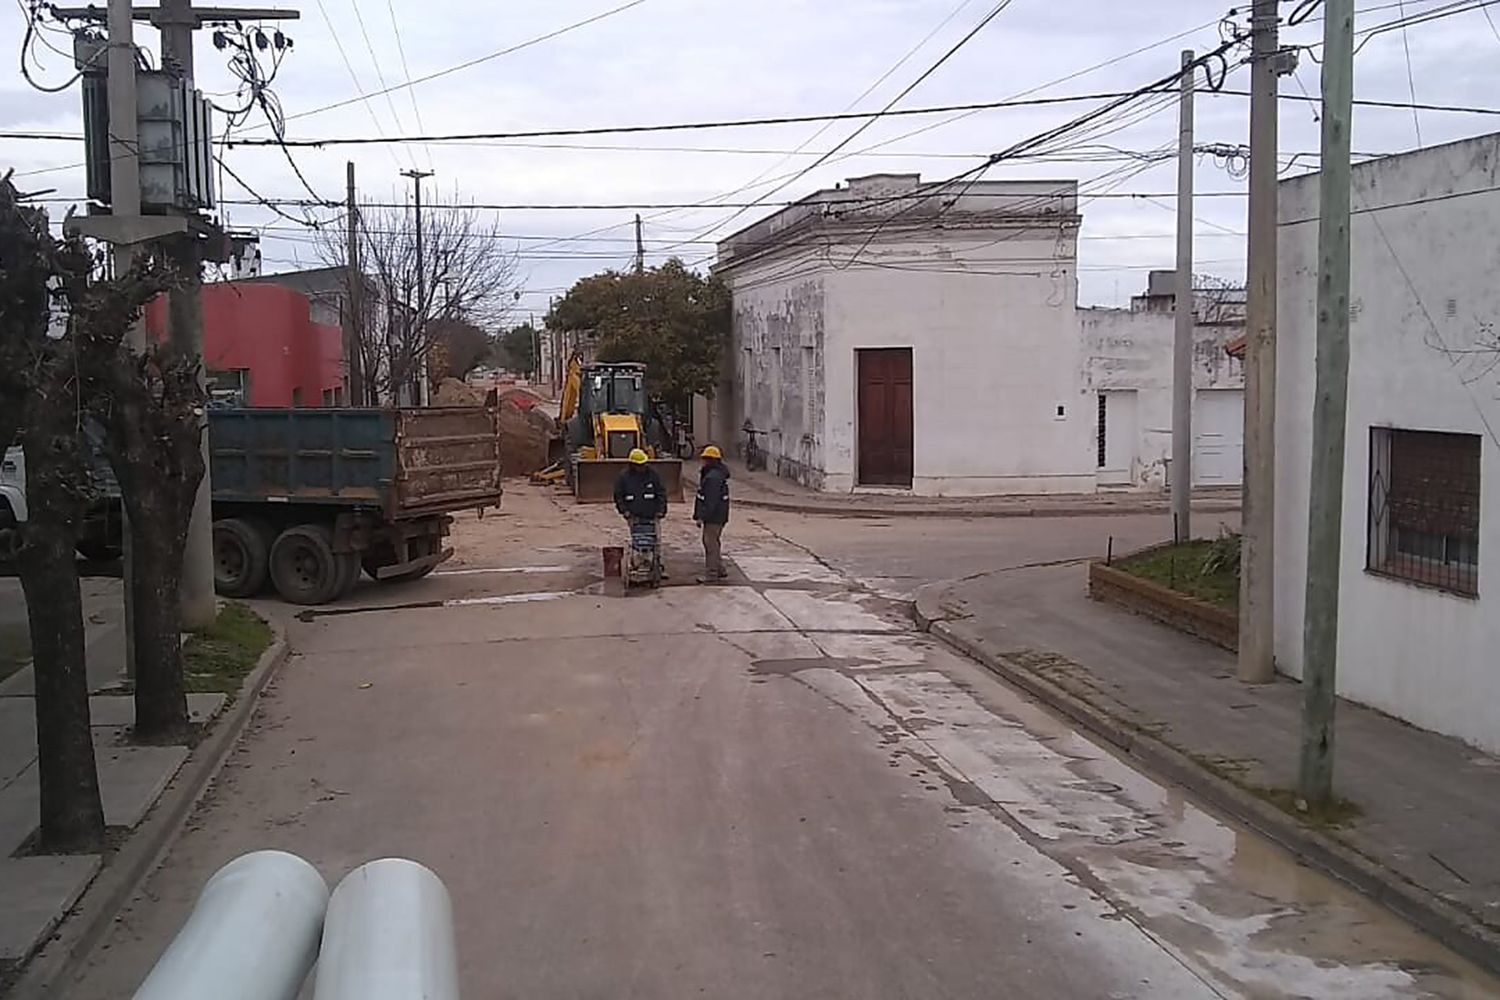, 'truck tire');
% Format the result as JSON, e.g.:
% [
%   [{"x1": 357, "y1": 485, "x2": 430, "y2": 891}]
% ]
[
  {"x1": 332, "y1": 552, "x2": 361, "y2": 599},
  {"x1": 269, "y1": 523, "x2": 341, "y2": 605},
  {"x1": 213, "y1": 518, "x2": 273, "y2": 597}
]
